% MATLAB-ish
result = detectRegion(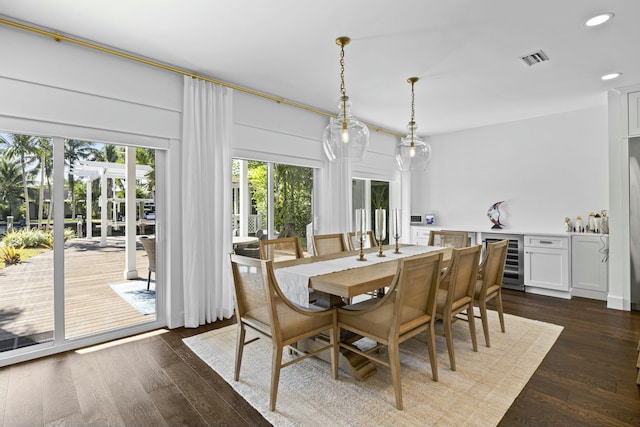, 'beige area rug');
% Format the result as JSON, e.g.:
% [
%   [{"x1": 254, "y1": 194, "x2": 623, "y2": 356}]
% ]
[{"x1": 183, "y1": 310, "x2": 563, "y2": 427}]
